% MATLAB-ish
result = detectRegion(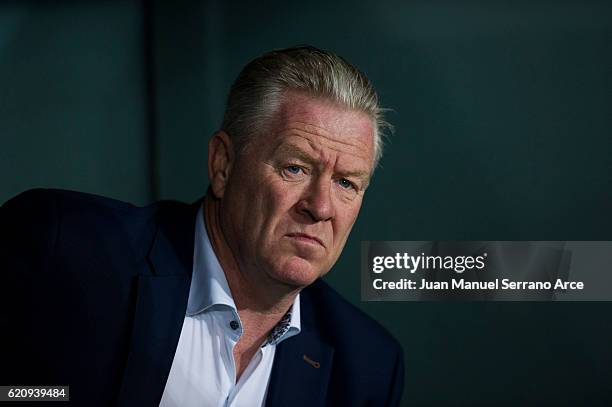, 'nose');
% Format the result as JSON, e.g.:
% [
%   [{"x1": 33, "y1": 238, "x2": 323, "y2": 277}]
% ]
[{"x1": 296, "y1": 178, "x2": 335, "y2": 222}]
